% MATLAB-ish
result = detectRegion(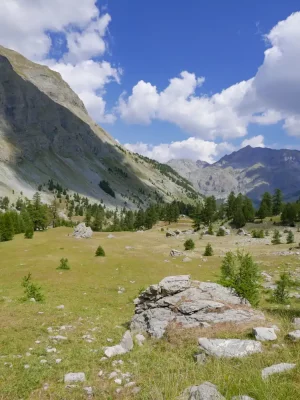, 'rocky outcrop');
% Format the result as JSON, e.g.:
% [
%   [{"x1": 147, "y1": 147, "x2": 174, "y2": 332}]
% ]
[
  {"x1": 72, "y1": 223, "x2": 93, "y2": 239},
  {"x1": 130, "y1": 276, "x2": 265, "y2": 338}
]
